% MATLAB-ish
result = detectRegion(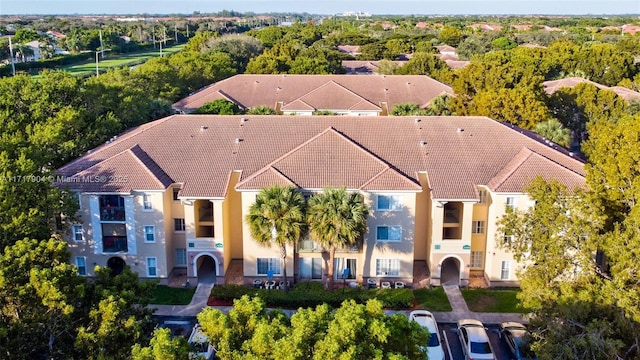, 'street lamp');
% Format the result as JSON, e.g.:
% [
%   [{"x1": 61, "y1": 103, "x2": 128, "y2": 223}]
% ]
[{"x1": 95, "y1": 51, "x2": 99, "y2": 77}]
